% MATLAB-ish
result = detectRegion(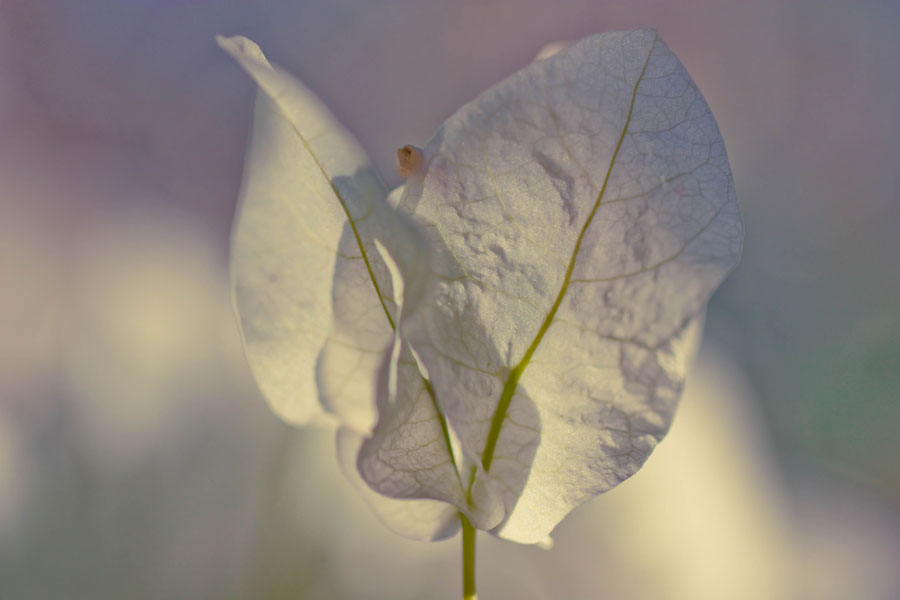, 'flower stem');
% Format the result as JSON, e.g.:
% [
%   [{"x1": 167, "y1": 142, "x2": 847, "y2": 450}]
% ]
[{"x1": 460, "y1": 513, "x2": 477, "y2": 600}]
